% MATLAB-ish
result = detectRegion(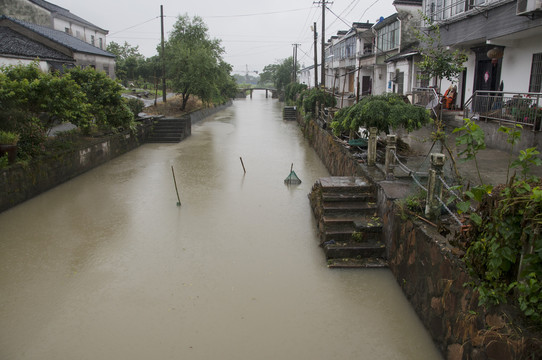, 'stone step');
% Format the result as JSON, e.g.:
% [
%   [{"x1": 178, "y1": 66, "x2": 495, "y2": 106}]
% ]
[
  {"x1": 322, "y1": 215, "x2": 381, "y2": 230},
  {"x1": 148, "y1": 117, "x2": 189, "y2": 143},
  {"x1": 321, "y1": 229, "x2": 382, "y2": 243},
  {"x1": 327, "y1": 257, "x2": 388, "y2": 269},
  {"x1": 283, "y1": 106, "x2": 297, "y2": 121},
  {"x1": 321, "y1": 193, "x2": 376, "y2": 202},
  {"x1": 322, "y1": 240, "x2": 386, "y2": 259},
  {"x1": 322, "y1": 202, "x2": 377, "y2": 216}
]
